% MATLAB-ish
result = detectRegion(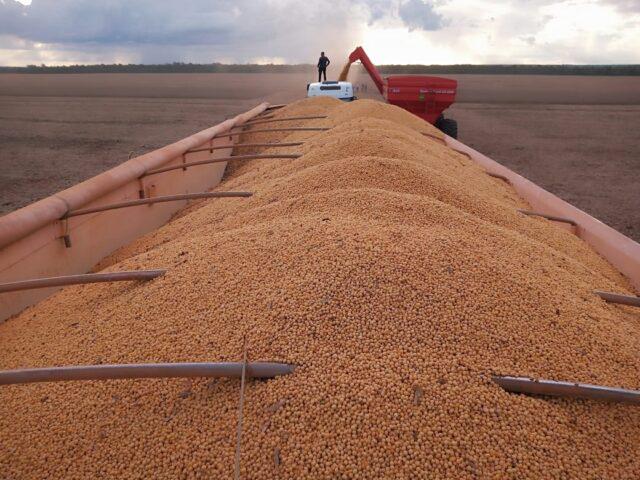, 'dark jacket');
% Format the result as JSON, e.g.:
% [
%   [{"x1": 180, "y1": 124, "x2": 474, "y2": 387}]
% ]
[{"x1": 318, "y1": 55, "x2": 330, "y2": 69}]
